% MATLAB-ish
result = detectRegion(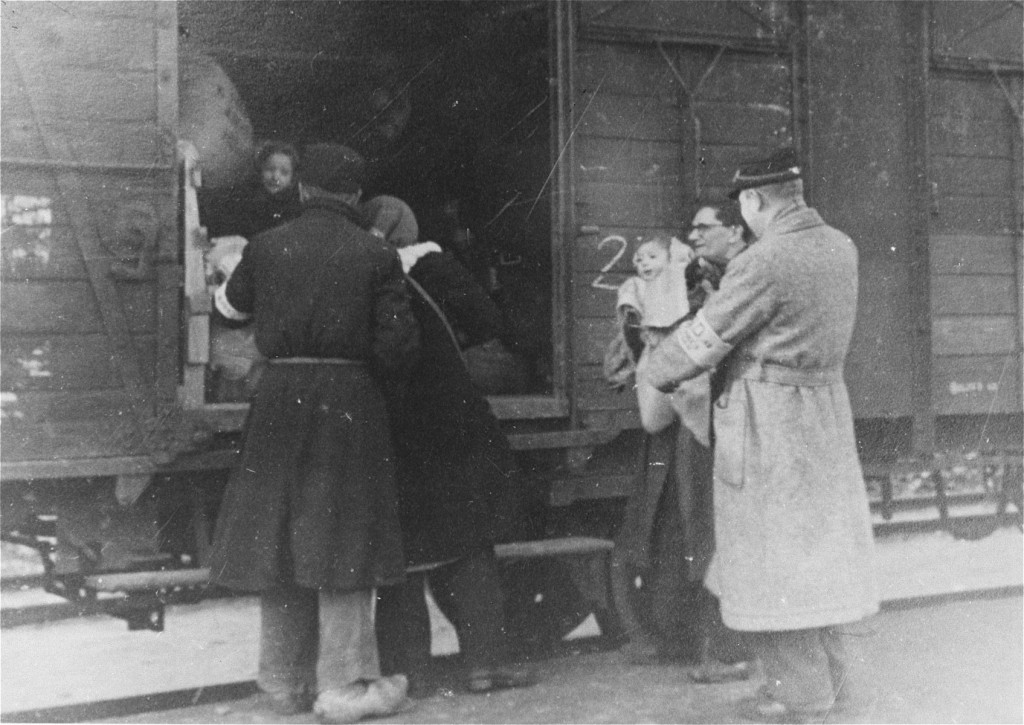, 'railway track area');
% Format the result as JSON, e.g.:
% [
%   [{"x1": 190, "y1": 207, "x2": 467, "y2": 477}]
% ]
[{"x1": 2, "y1": 525, "x2": 1021, "y2": 723}]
